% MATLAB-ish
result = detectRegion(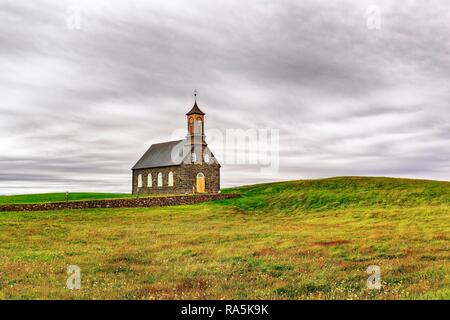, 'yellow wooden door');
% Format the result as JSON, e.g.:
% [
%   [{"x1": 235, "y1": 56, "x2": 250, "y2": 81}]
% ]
[{"x1": 196, "y1": 173, "x2": 205, "y2": 193}]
